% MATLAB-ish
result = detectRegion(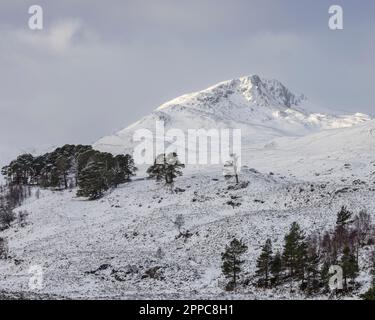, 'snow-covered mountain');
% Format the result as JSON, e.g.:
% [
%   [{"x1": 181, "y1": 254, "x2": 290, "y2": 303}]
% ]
[
  {"x1": 94, "y1": 75, "x2": 371, "y2": 155},
  {"x1": 247, "y1": 119, "x2": 375, "y2": 180}
]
